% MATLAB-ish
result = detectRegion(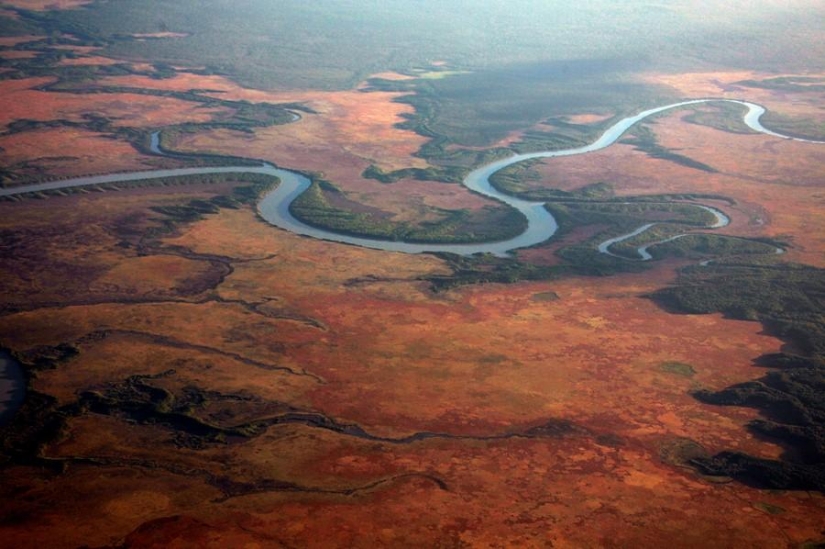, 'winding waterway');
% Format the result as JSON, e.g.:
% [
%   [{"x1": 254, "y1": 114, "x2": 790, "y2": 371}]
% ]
[
  {"x1": 1, "y1": 98, "x2": 824, "y2": 423},
  {"x1": 599, "y1": 204, "x2": 731, "y2": 261},
  {"x1": 3, "y1": 99, "x2": 822, "y2": 258}
]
